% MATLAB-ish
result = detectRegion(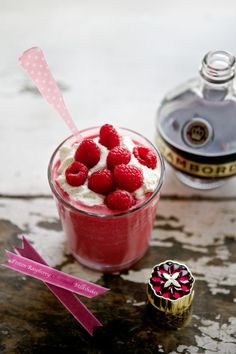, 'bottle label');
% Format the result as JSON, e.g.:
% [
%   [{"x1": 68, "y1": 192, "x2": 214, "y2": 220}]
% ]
[{"x1": 156, "y1": 134, "x2": 236, "y2": 178}]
